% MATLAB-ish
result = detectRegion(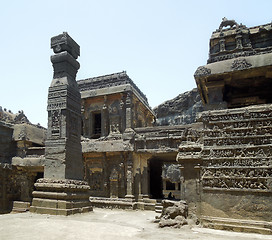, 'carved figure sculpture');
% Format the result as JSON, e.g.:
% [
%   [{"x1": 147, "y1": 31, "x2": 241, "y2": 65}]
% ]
[{"x1": 219, "y1": 17, "x2": 238, "y2": 30}]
